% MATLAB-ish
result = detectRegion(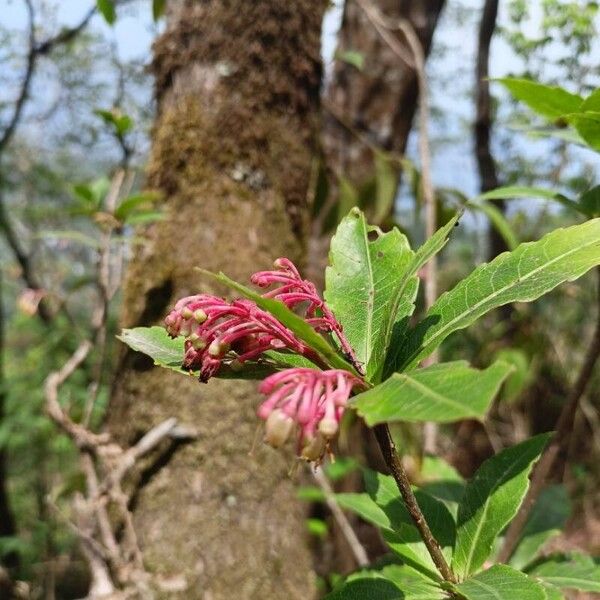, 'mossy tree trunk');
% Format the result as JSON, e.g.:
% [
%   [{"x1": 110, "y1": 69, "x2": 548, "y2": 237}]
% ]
[{"x1": 108, "y1": 1, "x2": 325, "y2": 597}]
